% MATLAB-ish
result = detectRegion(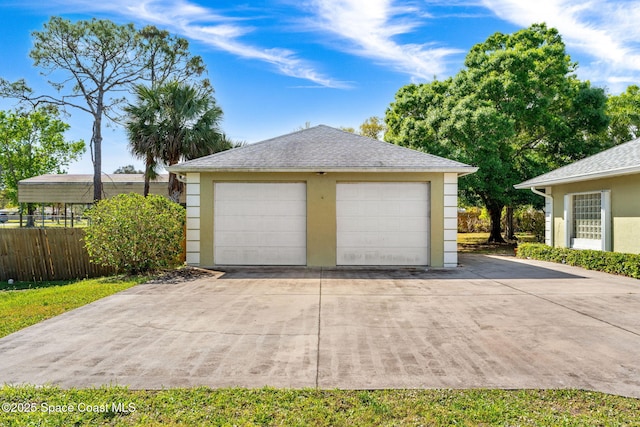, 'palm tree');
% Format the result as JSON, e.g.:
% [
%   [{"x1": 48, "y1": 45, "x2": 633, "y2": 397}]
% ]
[{"x1": 125, "y1": 82, "x2": 228, "y2": 202}]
